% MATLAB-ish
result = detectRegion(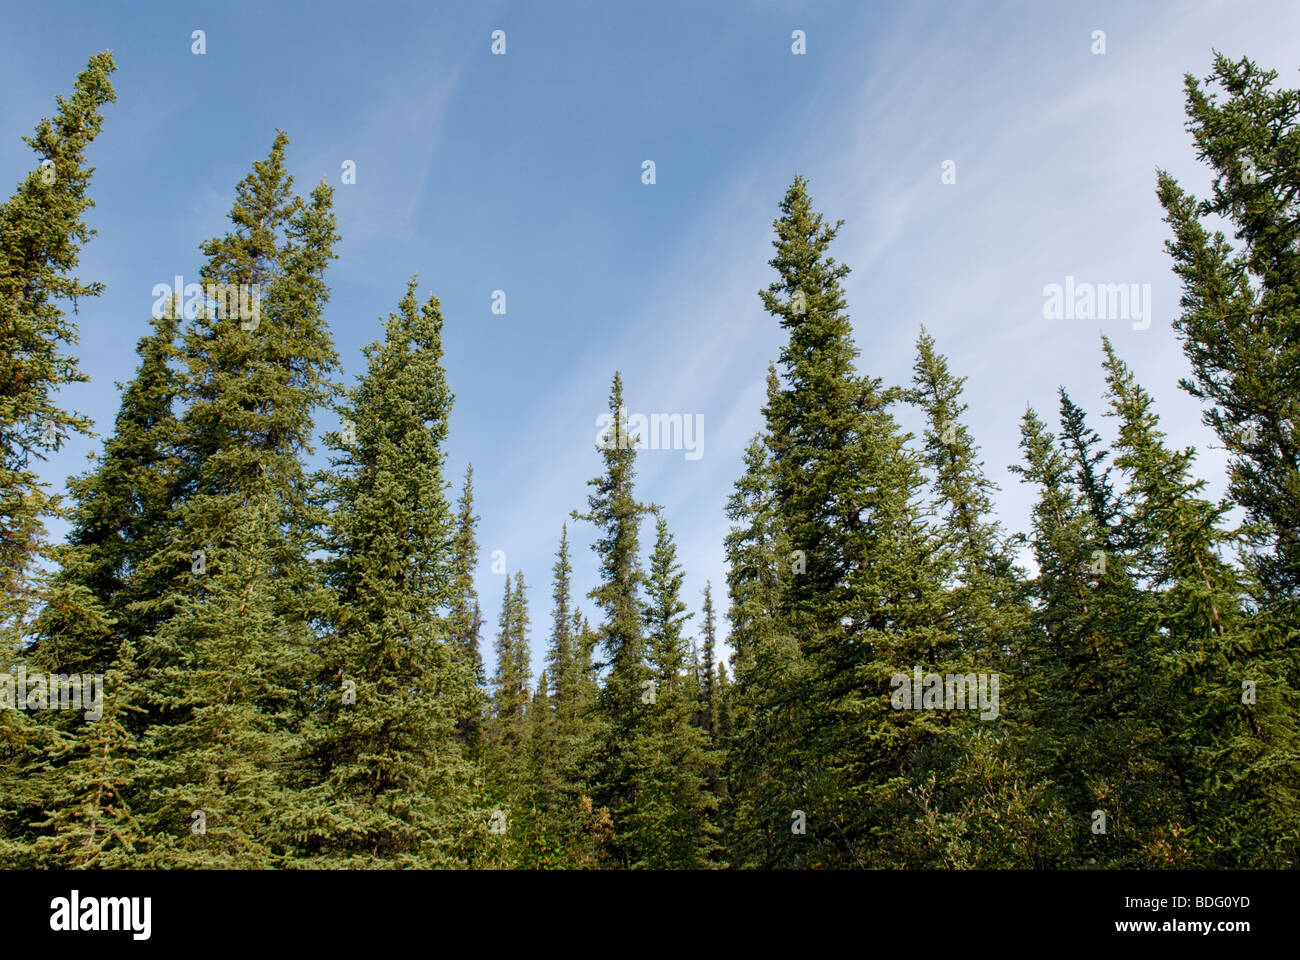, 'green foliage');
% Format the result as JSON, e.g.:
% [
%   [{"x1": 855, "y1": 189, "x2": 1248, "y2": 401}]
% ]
[
  {"x1": 1156, "y1": 53, "x2": 1300, "y2": 607},
  {"x1": 6, "y1": 49, "x2": 1297, "y2": 873},
  {"x1": 1, "y1": 50, "x2": 116, "y2": 638},
  {"x1": 571, "y1": 373, "x2": 655, "y2": 866},
  {"x1": 623, "y1": 516, "x2": 718, "y2": 868},
  {"x1": 292, "y1": 279, "x2": 481, "y2": 867}
]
